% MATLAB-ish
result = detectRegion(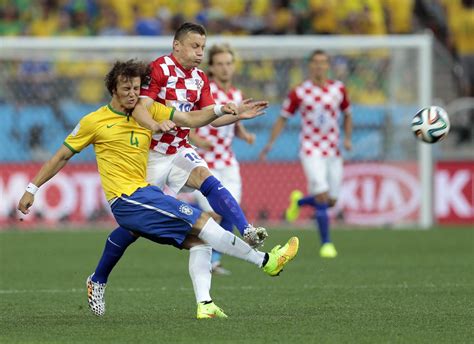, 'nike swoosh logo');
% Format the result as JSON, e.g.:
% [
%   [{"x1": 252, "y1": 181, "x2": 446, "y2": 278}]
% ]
[
  {"x1": 107, "y1": 123, "x2": 119, "y2": 128},
  {"x1": 218, "y1": 186, "x2": 224, "y2": 190},
  {"x1": 231, "y1": 236, "x2": 236, "y2": 246}
]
